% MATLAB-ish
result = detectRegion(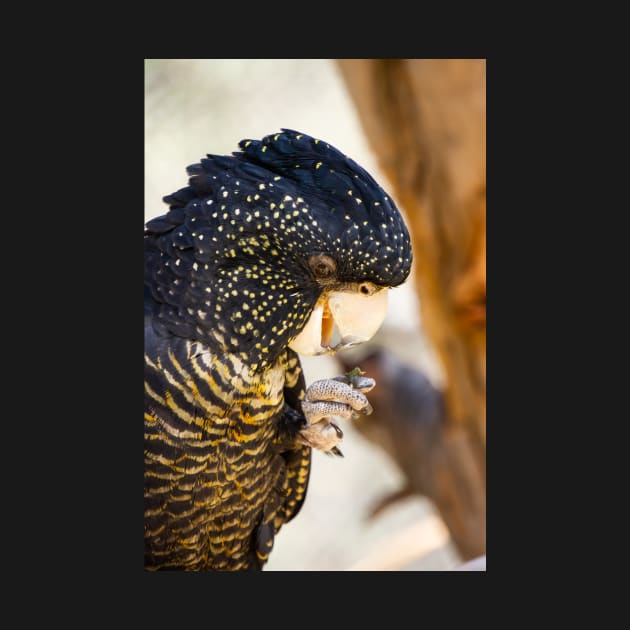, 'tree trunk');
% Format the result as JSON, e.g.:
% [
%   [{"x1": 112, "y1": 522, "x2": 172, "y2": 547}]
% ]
[{"x1": 337, "y1": 59, "x2": 486, "y2": 559}]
